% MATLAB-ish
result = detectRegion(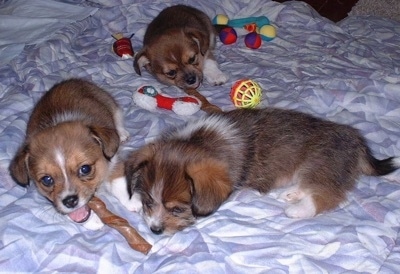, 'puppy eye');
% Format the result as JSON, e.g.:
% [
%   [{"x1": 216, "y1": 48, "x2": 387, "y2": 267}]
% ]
[
  {"x1": 171, "y1": 207, "x2": 185, "y2": 214},
  {"x1": 188, "y1": 56, "x2": 196, "y2": 64},
  {"x1": 79, "y1": 165, "x2": 92, "y2": 176},
  {"x1": 144, "y1": 200, "x2": 153, "y2": 209},
  {"x1": 165, "y1": 70, "x2": 177, "y2": 78},
  {"x1": 40, "y1": 176, "x2": 54, "y2": 187}
]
